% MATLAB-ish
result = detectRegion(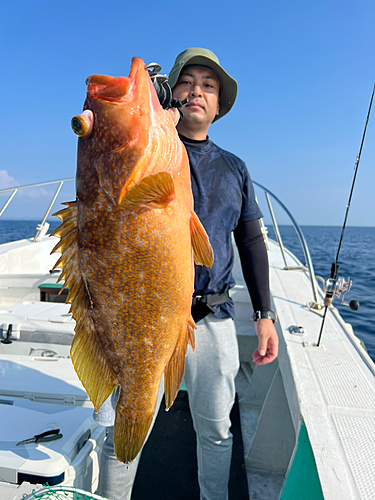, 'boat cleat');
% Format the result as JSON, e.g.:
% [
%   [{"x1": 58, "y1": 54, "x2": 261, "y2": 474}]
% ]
[{"x1": 288, "y1": 325, "x2": 305, "y2": 336}]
